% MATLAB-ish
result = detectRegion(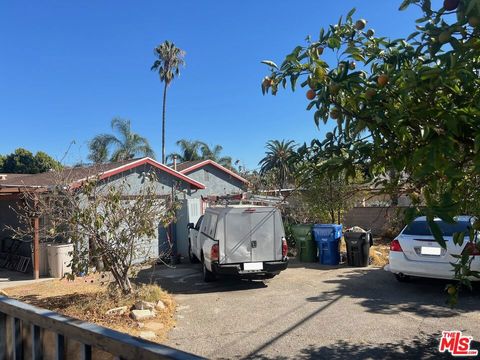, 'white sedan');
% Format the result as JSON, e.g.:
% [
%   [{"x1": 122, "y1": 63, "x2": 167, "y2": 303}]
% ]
[{"x1": 385, "y1": 216, "x2": 480, "y2": 282}]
